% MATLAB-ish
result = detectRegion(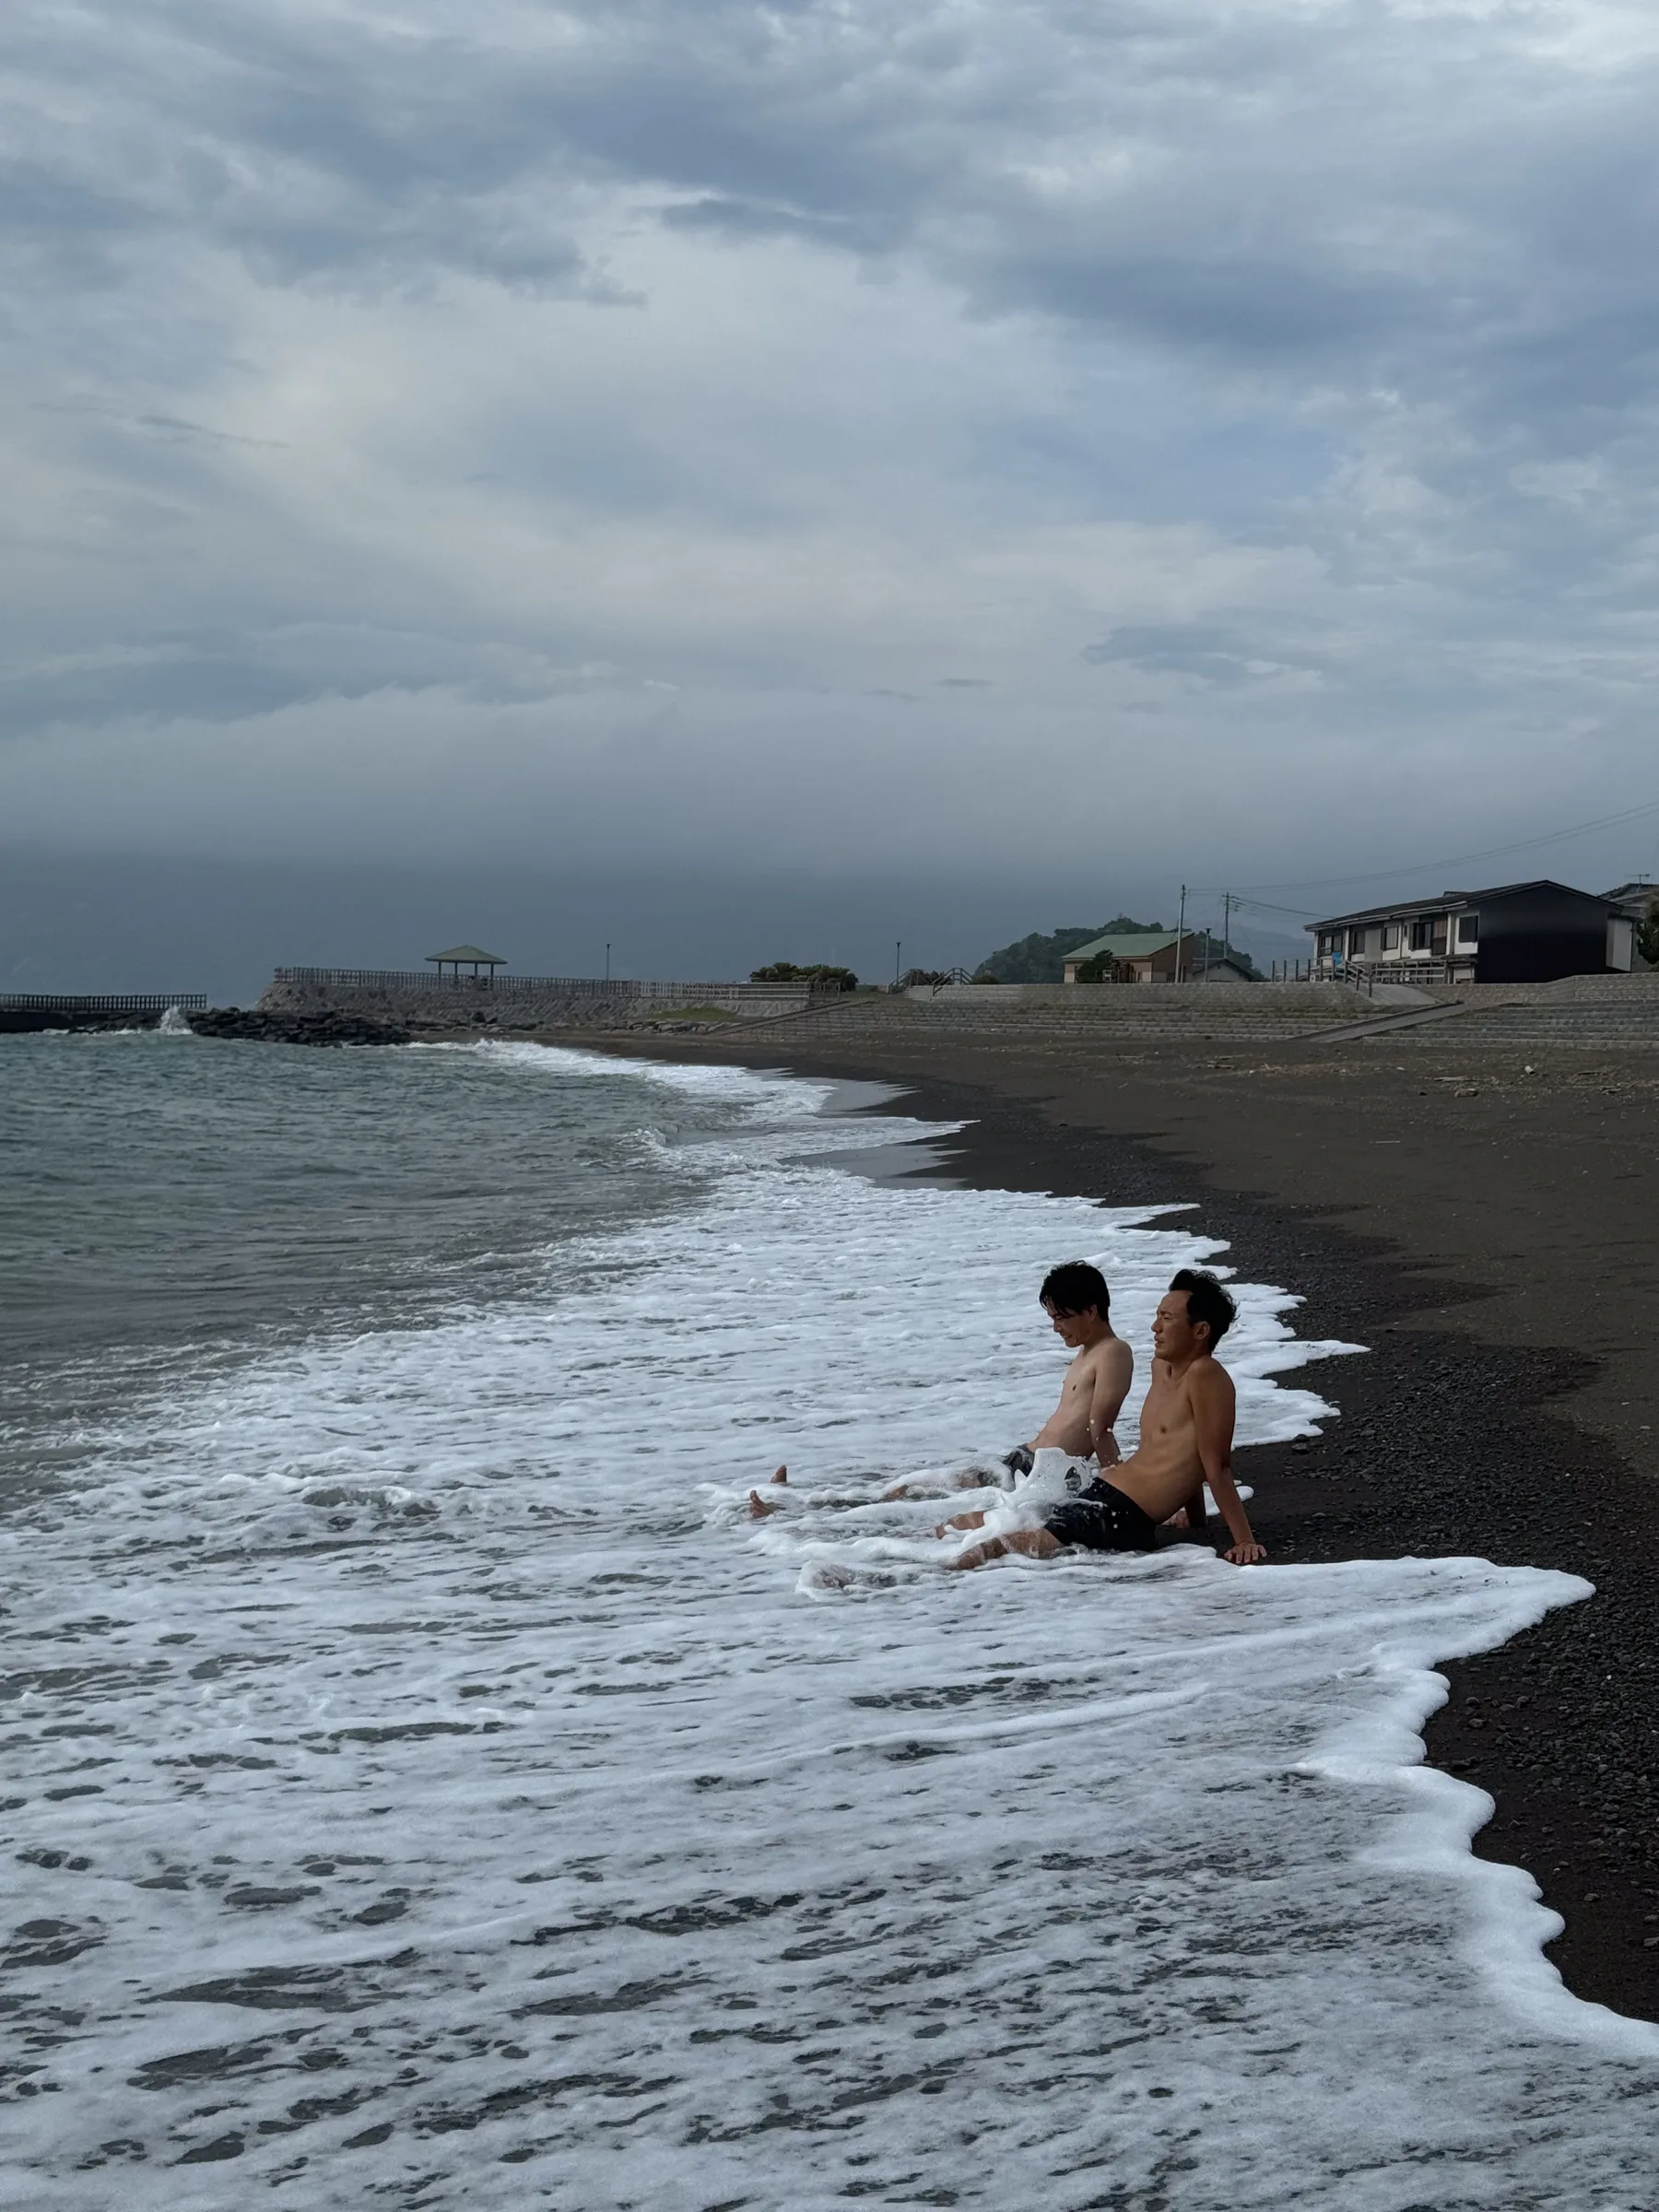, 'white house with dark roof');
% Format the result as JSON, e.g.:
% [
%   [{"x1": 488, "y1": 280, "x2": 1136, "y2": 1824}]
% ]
[
  {"x1": 1603, "y1": 880, "x2": 1655, "y2": 967},
  {"x1": 1308, "y1": 879, "x2": 1632, "y2": 986}
]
